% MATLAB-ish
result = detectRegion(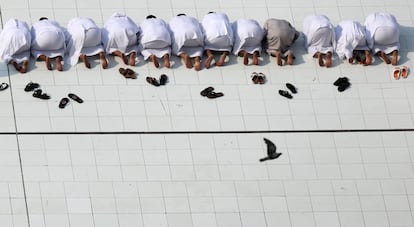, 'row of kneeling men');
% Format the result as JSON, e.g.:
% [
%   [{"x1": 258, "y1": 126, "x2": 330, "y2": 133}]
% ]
[{"x1": 0, "y1": 12, "x2": 400, "y2": 73}]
